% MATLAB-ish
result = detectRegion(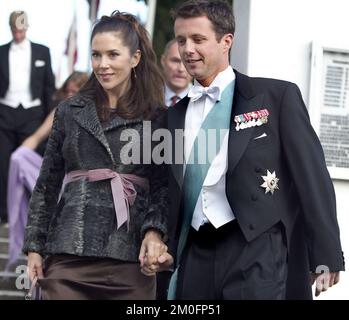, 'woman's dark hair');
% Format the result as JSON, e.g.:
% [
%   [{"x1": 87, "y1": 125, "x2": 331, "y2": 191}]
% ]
[{"x1": 80, "y1": 11, "x2": 165, "y2": 121}]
